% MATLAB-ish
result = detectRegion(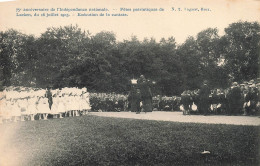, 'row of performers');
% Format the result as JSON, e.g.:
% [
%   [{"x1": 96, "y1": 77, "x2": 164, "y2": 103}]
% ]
[
  {"x1": 179, "y1": 82, "x2": 260, "y2": 115},
  {"x1": 2, "y1": 87, "x2": 88, "y2": 99},
  {"x1": 0, "y1": 93, "x2": 91, "y2": 123}
]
